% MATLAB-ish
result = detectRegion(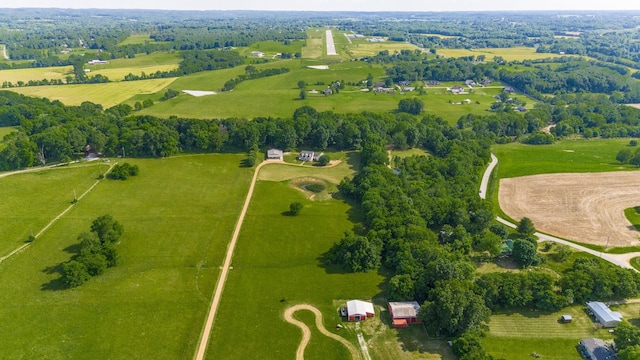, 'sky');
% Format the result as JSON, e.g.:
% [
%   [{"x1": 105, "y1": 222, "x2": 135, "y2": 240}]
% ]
[{"x1": 2, "y1": 0, "x2": 640, "y2": 12}]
